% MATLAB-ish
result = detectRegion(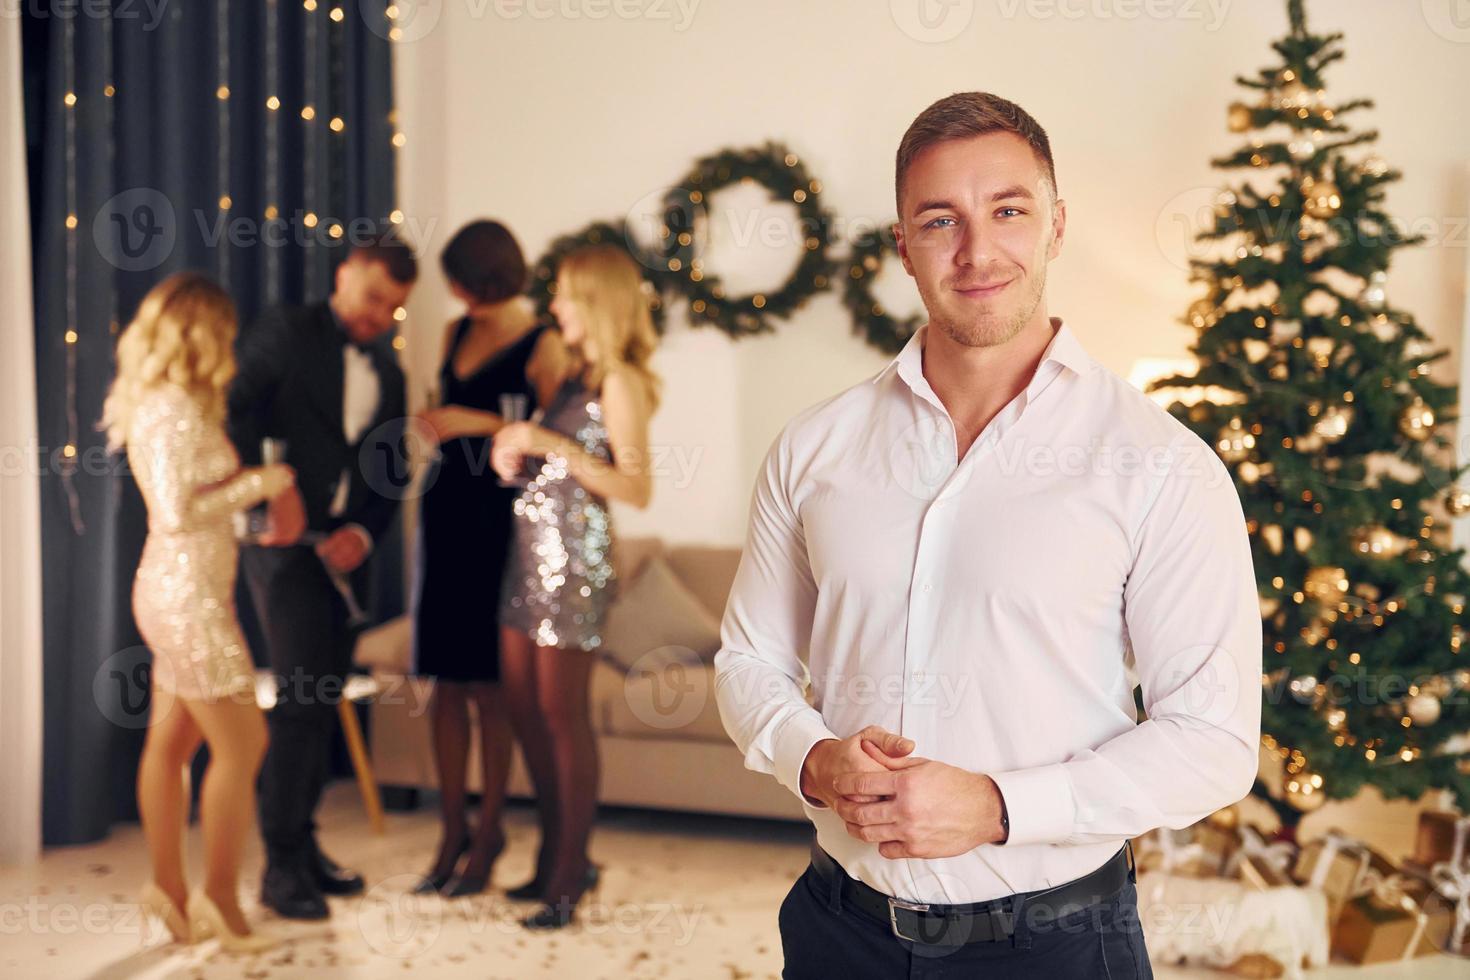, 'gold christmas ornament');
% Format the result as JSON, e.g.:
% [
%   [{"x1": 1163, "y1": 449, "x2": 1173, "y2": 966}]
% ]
[
  {"x1": 1301, "y1": 174, "x2": 1341, "y2": 218},
  {"x1": 1216, "y1": 417, "x2": 1255, "y2": 463},
  {"x1": 1405, "y1": 693, "x2": 1442, "y2": 727},
  {"x1": 1243, "y1": 339, "x2": 1271, "y2": 364},
  {"x1": 1238, "y1": 460, "x2": 1262, "y2": 484},
  {"x1": 1259, "y1": 596, "x2": 1280, "y2": 617},
  {"x1": 1293, "y1": 527, "x2": 1314, "y2": 553},
  {"x1": 1227, "y1": 103, "x2": 1253, "y2": 133},
  {"x1": 1304, "y1": 566, "x2": 1348, "y2": 602},
  {"x1": 1214, "y1": 189, "x2": 1238, "y2": 217},
  {"x1": 1399, "y1": 397, "x2": 1435, "y2": 442},
  {"x1": 1350, "y1": 524, "x2": 1407, "y2": 558},
  {"x1": 1261, "y1": 524, "x2": 1284, "y2": 555},
  {"x1": 1285, "y1": 770, "x2": 1327, "y2": 812},
  {"x1": 1360, "y1": 154, "x2": 1388, "y2": 178},
  {"x1": 1312, "y1": 403, "x2": 1353, "y2": 443},
  {"x1": 1445, "y1": 486, "x2": 1470, "y2": 517}
]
